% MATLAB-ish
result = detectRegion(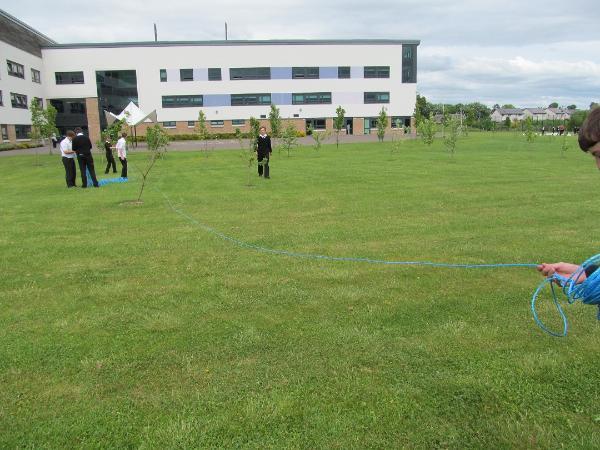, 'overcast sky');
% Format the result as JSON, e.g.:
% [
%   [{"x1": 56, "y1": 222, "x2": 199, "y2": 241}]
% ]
[{"x1": 5, "y1": 0, "x2": 599, "y2": 108}]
